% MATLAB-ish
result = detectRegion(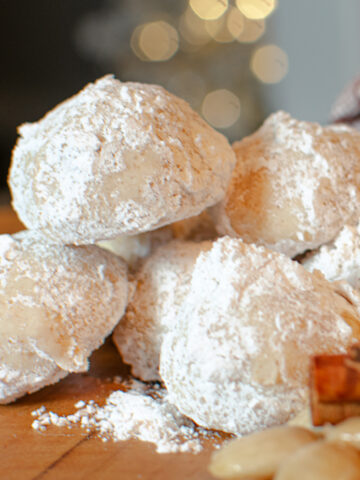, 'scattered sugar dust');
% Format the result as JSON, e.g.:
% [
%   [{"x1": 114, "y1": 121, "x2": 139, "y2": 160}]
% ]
[{"x1": 31, "y1": 378, "x2": 223, "y2": 454}]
